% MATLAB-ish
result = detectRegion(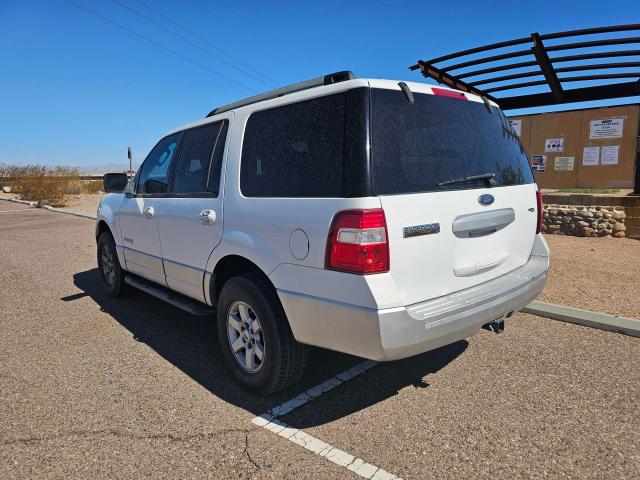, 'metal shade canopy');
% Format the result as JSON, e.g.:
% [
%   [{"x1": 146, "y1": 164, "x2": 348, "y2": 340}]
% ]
[{"x1": 410, "y1": 24, "x2": 640, "y2": 110}]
